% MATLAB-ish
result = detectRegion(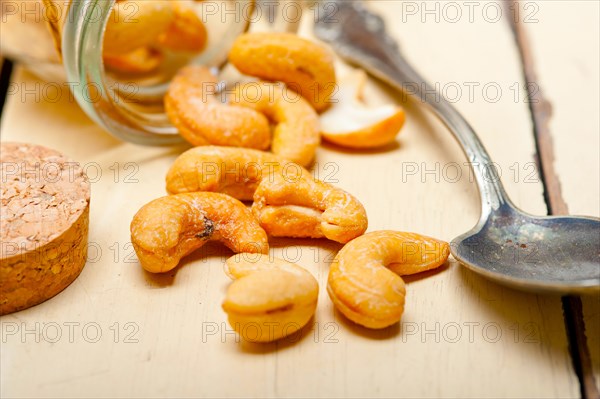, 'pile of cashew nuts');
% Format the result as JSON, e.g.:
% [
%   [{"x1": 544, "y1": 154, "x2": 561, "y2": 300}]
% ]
[
  {"x1": 130, "y1": 29, "x2": 450, "y2": 343},
  {"x1": 103, "y1": 1, "x2": 208, "y2": 74}
]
